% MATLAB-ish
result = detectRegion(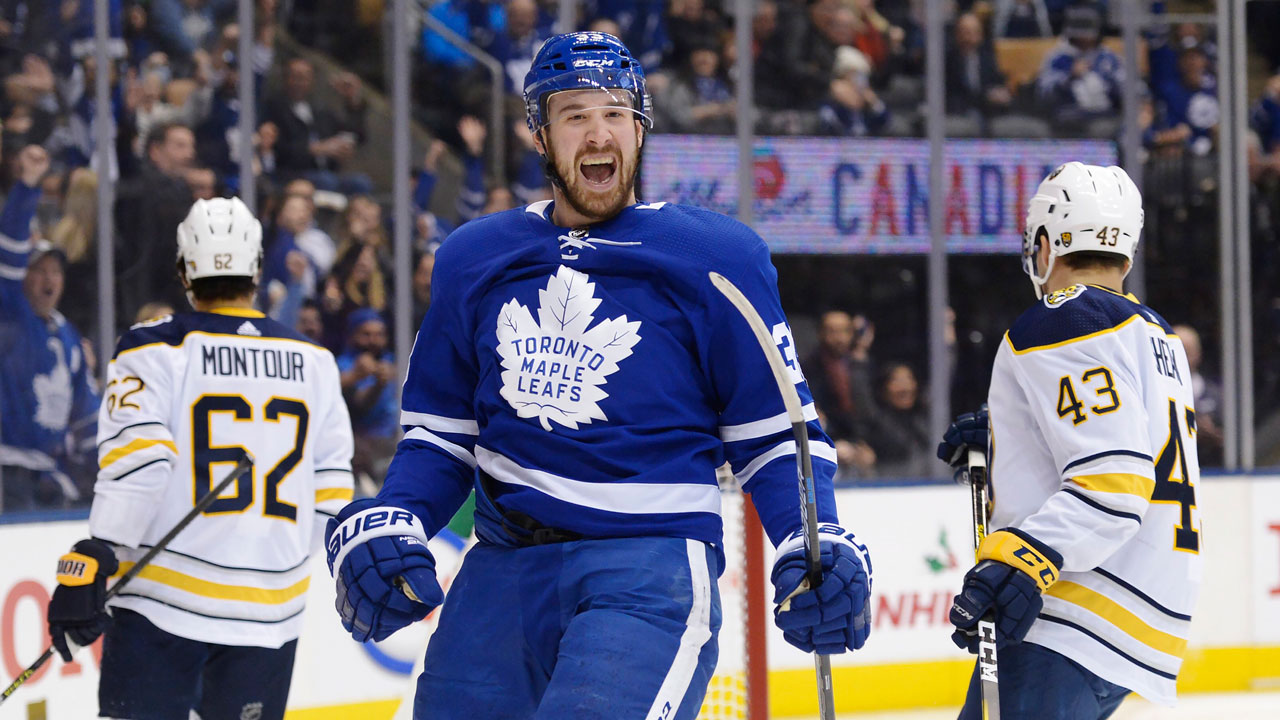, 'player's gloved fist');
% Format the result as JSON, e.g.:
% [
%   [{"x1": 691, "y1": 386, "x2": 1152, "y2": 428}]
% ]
[
  {"x1": 325, "y1": 498, "x2": 444, "y2": 643},
  {"x1": 771, "y1": 524, "x2": 873, "y2": 654},
  {"x1": 937, "y1": 405, "x2": 988, "y2": 481},
  {"x1": 949, "y1": 528, "x2": 1062, "y2": 652},
  {"x1": 47, "y1": 538, "x2": 119, "y2": 661}
]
